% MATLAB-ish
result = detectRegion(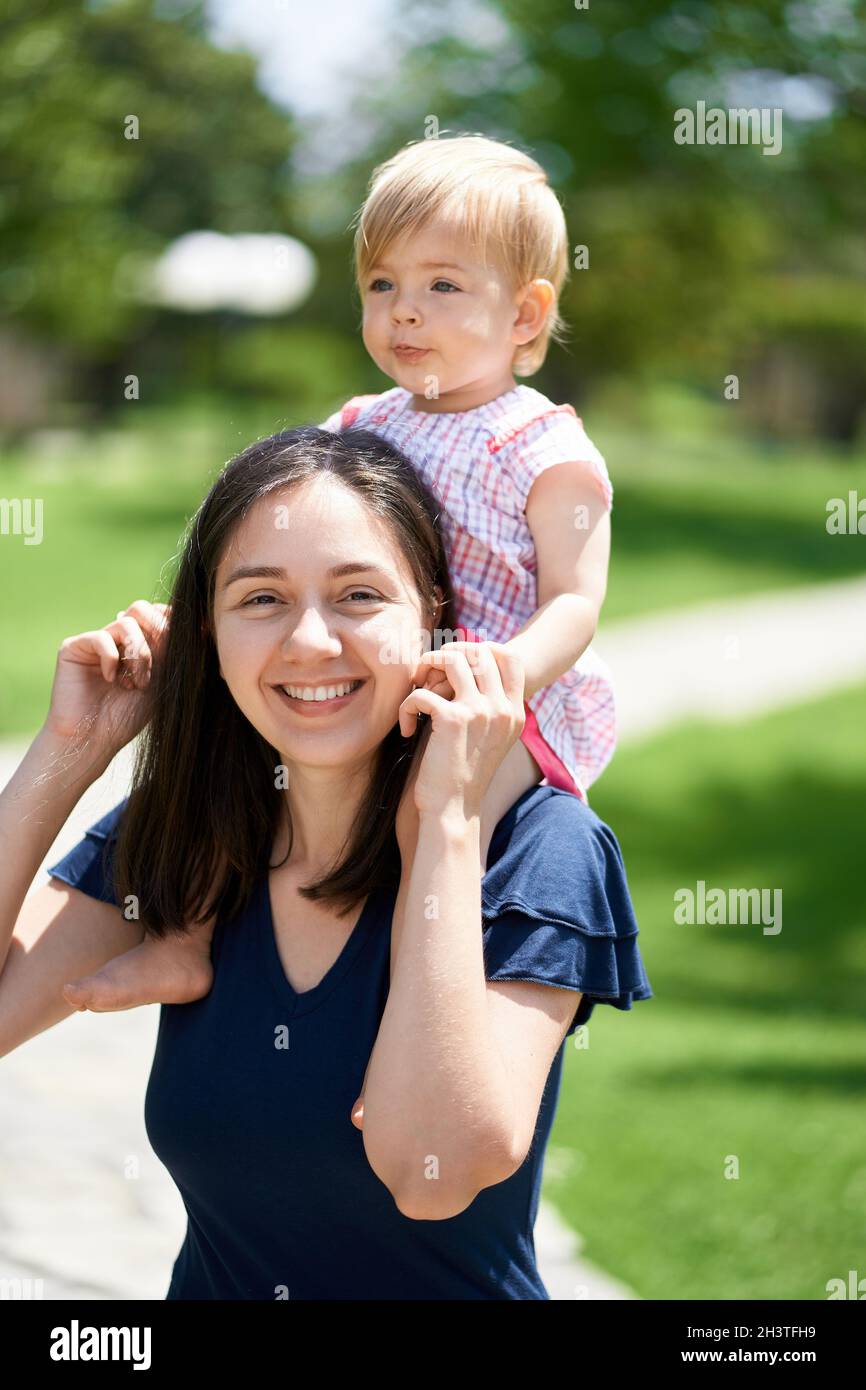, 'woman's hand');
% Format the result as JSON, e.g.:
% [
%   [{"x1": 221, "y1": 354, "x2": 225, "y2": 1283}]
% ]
[
  {"x1": 397, "y1": 642, "x2": 525, "y2": 822},
  {"x1": 43, "y1": 600, "x2": 171, "y2": 766}
]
